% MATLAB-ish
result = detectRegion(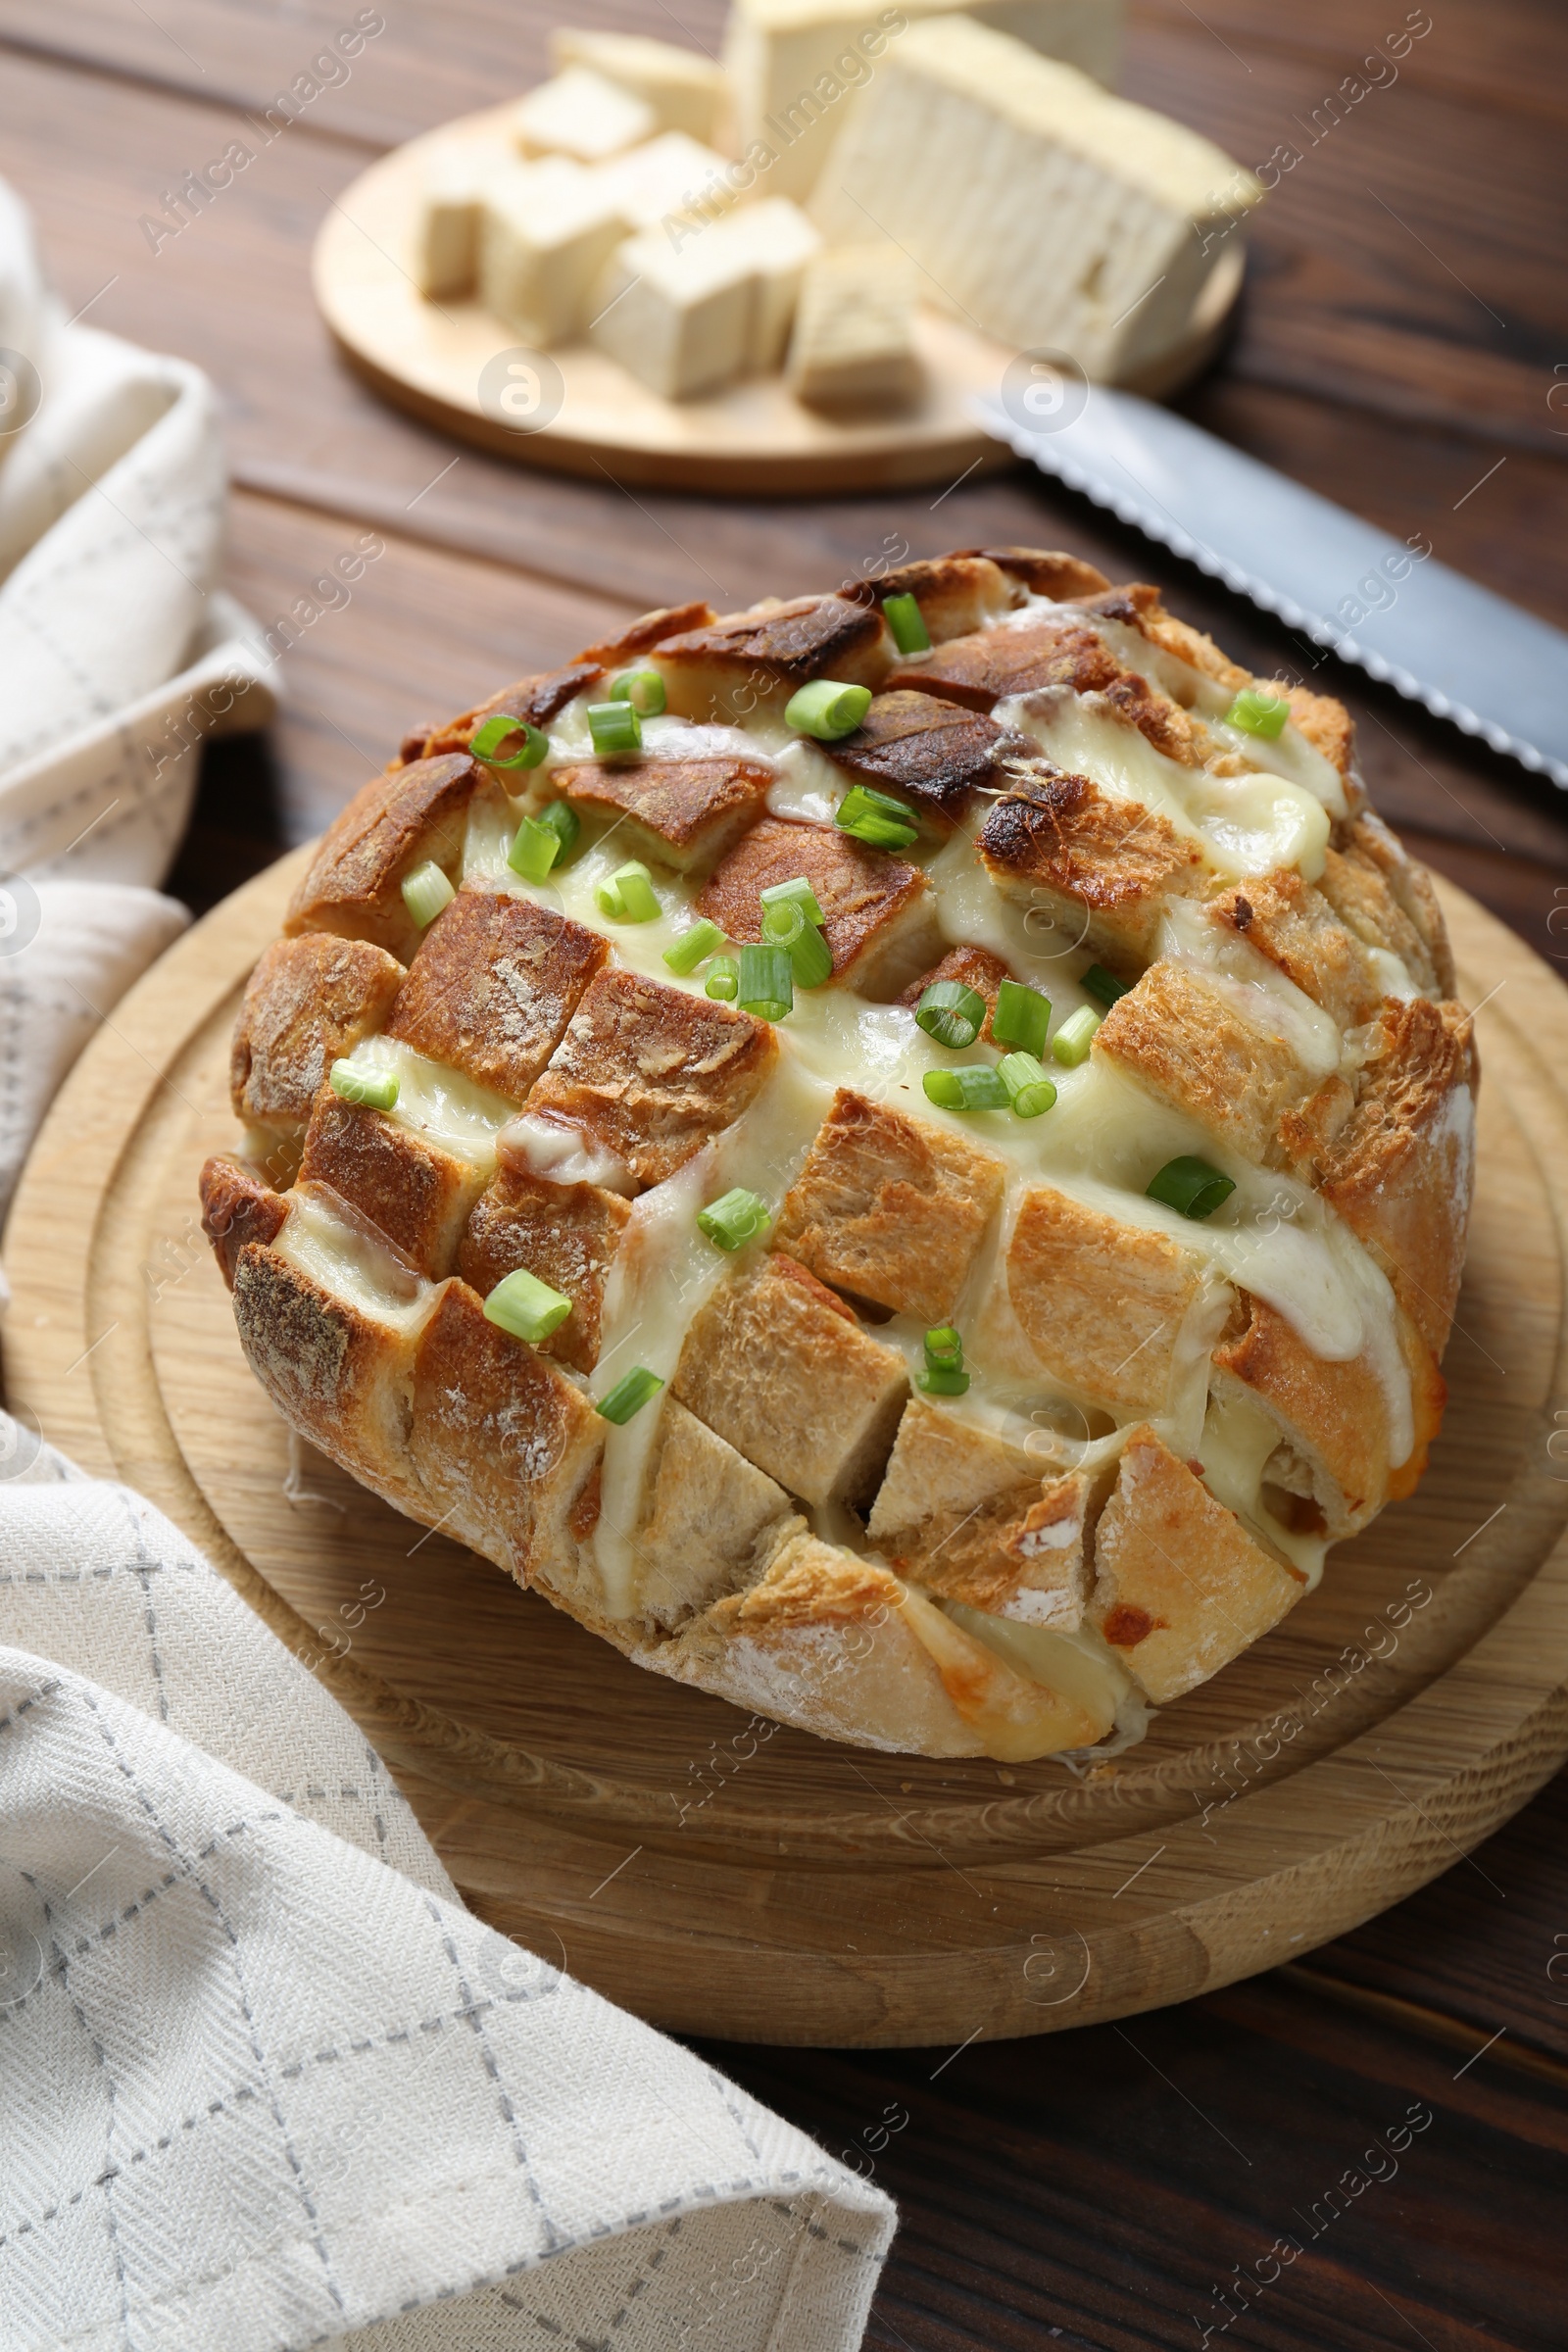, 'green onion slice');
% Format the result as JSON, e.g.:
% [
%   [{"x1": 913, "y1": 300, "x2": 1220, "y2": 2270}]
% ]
[
  {"x1": 401, "y1": 859, "x2": 454, "y2": 929},
  {"x1": 706, "y1": 955, "x2": 739, "y2": 1001},
  {"x1": 597, "y1": 860, "x2": 659, "y2": 922},
  {"x1": 483, "y1": 1267, "x2": 573, "y2": 1345},
  {"x1": 697, "y1": 1187, "x2": 772, "y2": 1251},
  {"x1": 917, "y1": 1363, "x2": 971, "y2": 1397},
  {"x1": 596, "y1": 1365, "x2": 663, "y2": 1424},
  {"x1": 1224, "y1": 686, "x2": 1291, "y2": 741},
  {"x1": 835, "y1": 783, "x2": 918, "y2": 851},
  {"x1": 883, "y1": 590, "x2": 932, "y2": 657},
  {"x1": 1081, "y1": 963, "x2": 1131, "y2": 1008},
  {"x1": 508, "y1": 814, "x2": 560, "y2": 884},
  {"x1": 587, "y1": 700, "x2": 643, "y2": 757},
  {"x1": 1051, "y1": 1004, "x2": 1101, "y2": 1067},
  {"x1": 663, "y1": 917, "x2": 725, "y2": 976},
  {"x1": 914, "y1": 979, "x2": 985, "y2": 1051},
  {"x1": 762, "y1": 900, "x2": 832, "y2": 987},
  {"x1": 924, "y1": 1325, "x2": 964, "y2": 1371},
  {"x1": 536, "y1": 798, "x2": 580, "y2": 863},
  {"x1": 1147, "y1": 1154, "x2": 1236, "y2": 1221},
  {"x1": 328, "y1": 1059, "x2": 398, "y2": 1111},
  {"x1": 992, "y1": 978, "x2": 1051, "y2": 1057},
  {"x1": 735, "y1": 942, "x2": 793, "y2": 1021},
  {"x1": 785, "y1": 678, "x2": 873, "y2": 741},
  {"x1": 997, "y1": 1051, "x2": 1057, "y2": 1118},
  {"x1": 759, "y1": 873, "x2": 825, "y2": 926},
  {"x1": 609, "y1": 667, "x2": 667, "y2": 716},
  {"x1": 469, "y1": 711, "x2": 548, "y2": 770},
  {"x1": 921, "y1": 1065, "x2": 1007, "y2": 1112}
]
